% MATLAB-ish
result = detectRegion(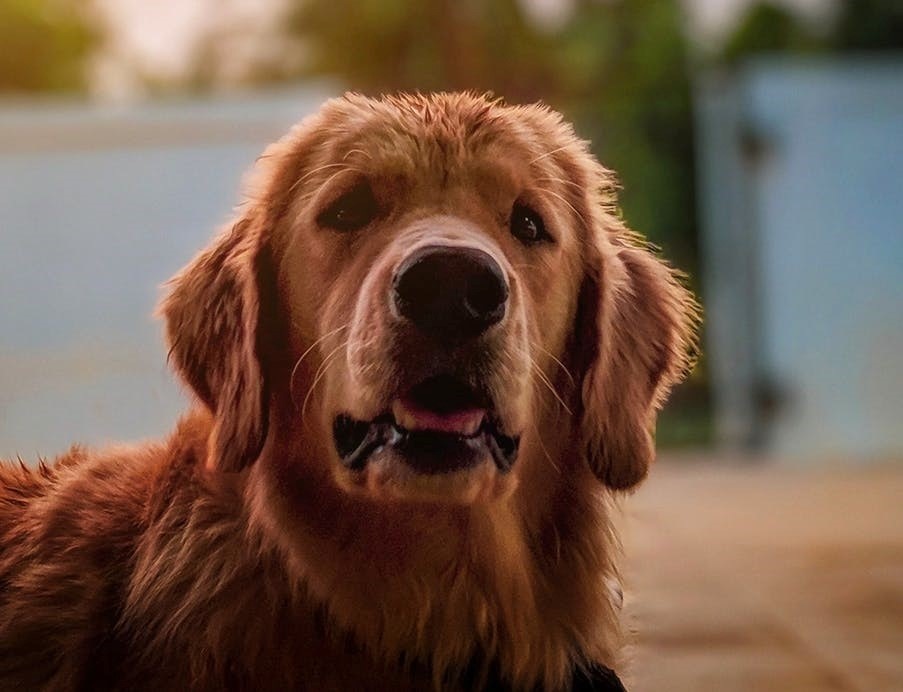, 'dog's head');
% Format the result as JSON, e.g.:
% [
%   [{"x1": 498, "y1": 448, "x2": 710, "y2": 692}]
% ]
[{"x1": 161, "y1": 93, "x2": 698, "y2": 504}]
